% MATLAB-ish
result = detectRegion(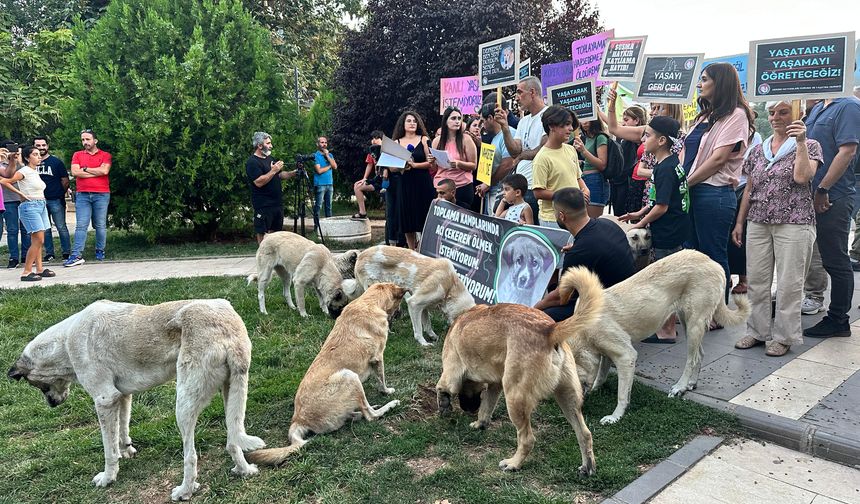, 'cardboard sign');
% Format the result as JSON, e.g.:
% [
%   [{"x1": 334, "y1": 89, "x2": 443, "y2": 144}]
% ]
[
  {"x1": 547, "y1": 80, "x2": 597, "y2": 121},
  {"x1": 479, "y1": 34, "x2": 521, "y2": 90},
  {"x1": 519, "y1": 58, "x2": 531, "y2": 81},
  {"x1": 420, "y1": 200, "x2": 570, "y2": 306},
  {"x1": 748, "y1": 32, "x2": 856, "y2": 101},
  {"x1": 598, "y1": 36, "x2": 648, "y2": 81},
  {"x1": 477, "y1": 143, "x2": 496, "y2": 185},
  {"x1": 439, "y1": 76, "x2": 482, "y2": 115},
  {"x1": 571, "y1": 30, "x2": 615, "y2": 86},
  {"x1": 634, "y1": 54, "x2": 704, "y2": 104},
  {"x1": 541, "y1": 60, "x2": 574, "y2": 96}
]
